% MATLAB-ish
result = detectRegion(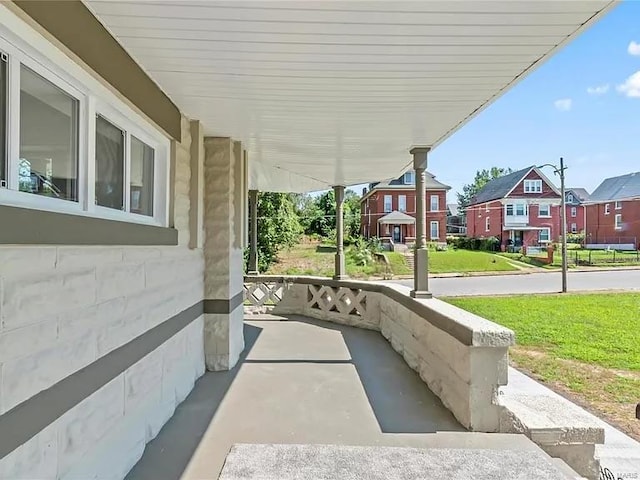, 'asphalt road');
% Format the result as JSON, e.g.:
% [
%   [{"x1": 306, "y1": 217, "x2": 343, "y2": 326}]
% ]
[{"x1": 394, "y1": 269, "x2": 640, "y2": 297}]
